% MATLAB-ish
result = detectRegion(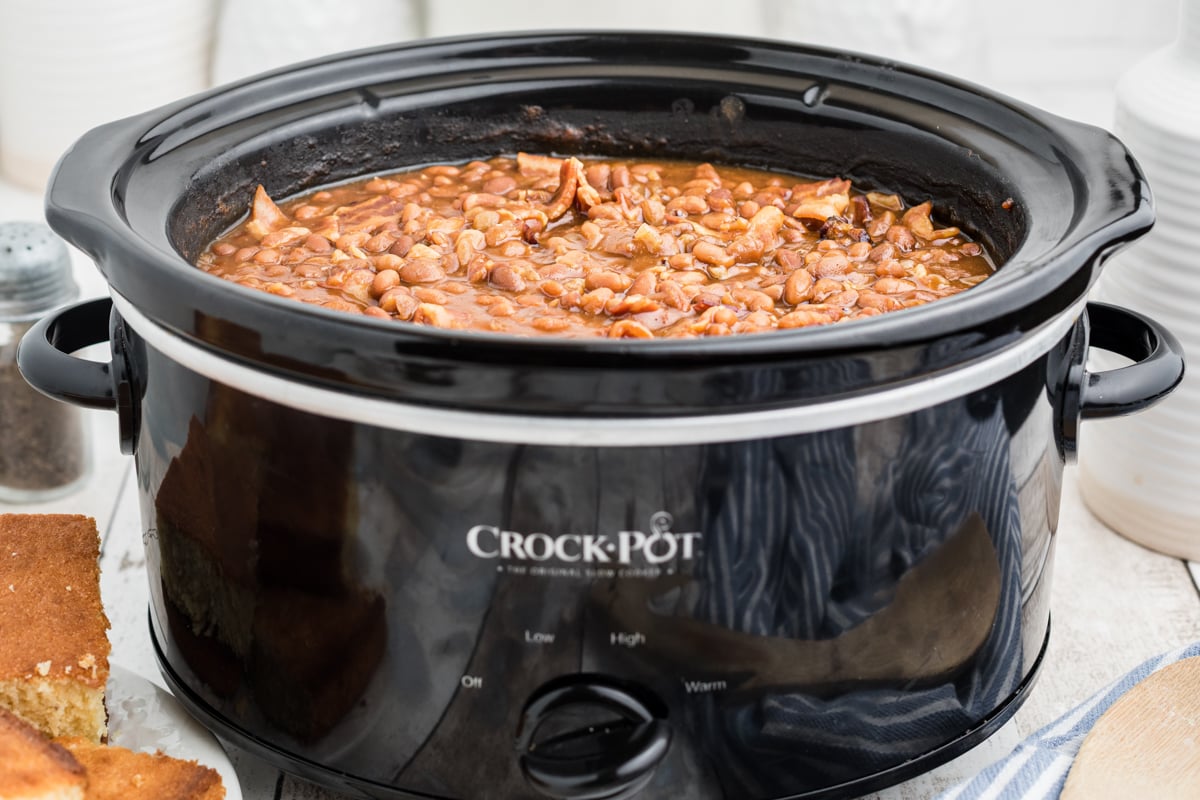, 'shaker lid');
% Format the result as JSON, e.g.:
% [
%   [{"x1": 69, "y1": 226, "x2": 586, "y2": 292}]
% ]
[{"x1": 0, "y1": 220, "x2": 79, "y2": 320}]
